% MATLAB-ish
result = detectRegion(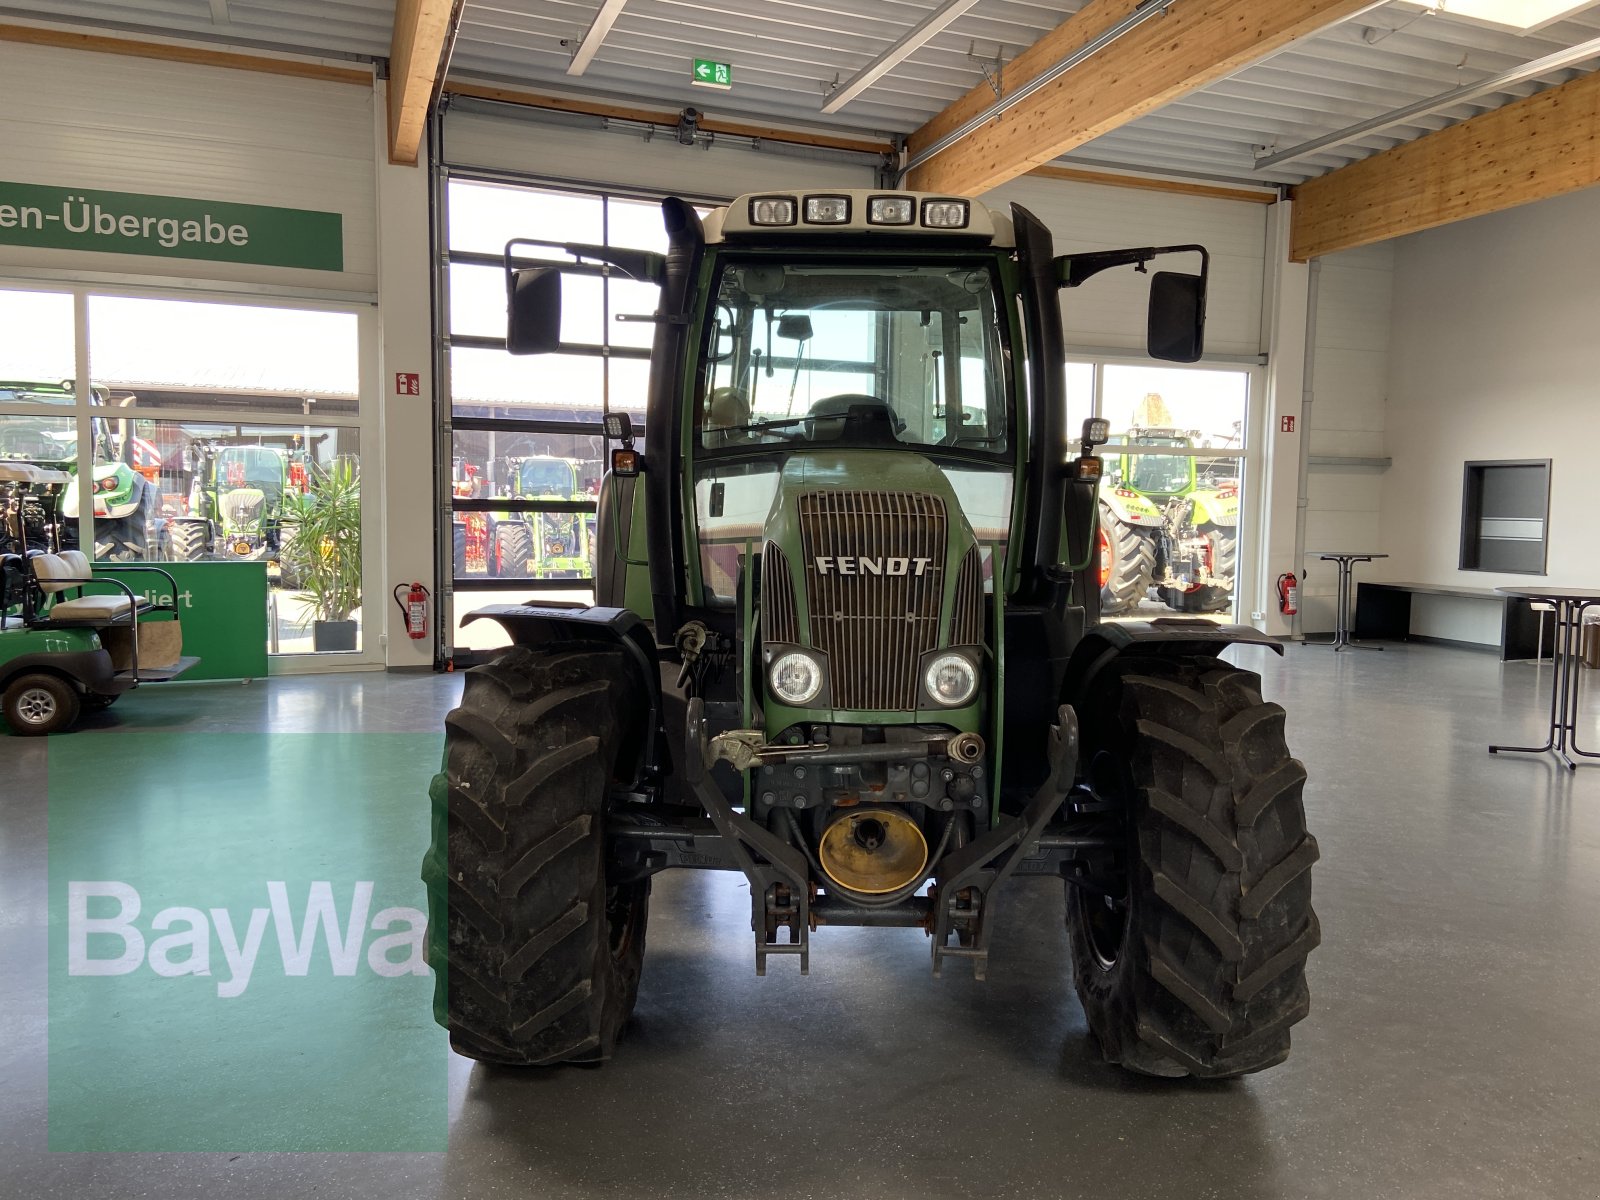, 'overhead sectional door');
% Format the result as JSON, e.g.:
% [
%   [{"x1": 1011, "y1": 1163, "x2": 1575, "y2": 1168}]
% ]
[{"x1": 434, "y1": 102, "x2": 883, "y2": 658}]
